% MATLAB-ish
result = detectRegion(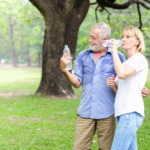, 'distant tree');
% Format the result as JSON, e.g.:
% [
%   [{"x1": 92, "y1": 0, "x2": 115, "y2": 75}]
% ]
[{"x1": 0, "y1": 0, "x2": 45, "y2": 65}]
